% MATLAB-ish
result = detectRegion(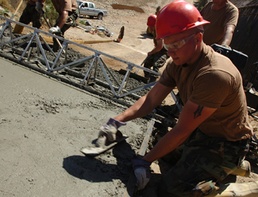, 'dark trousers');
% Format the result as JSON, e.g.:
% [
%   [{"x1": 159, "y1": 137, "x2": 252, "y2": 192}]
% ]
[
  {"x1": 19, "y1": 4, "x2": 41, "y2": 28},
  {"x1": 143, "y1": 48, "x2": 169, "y2": 81}
]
